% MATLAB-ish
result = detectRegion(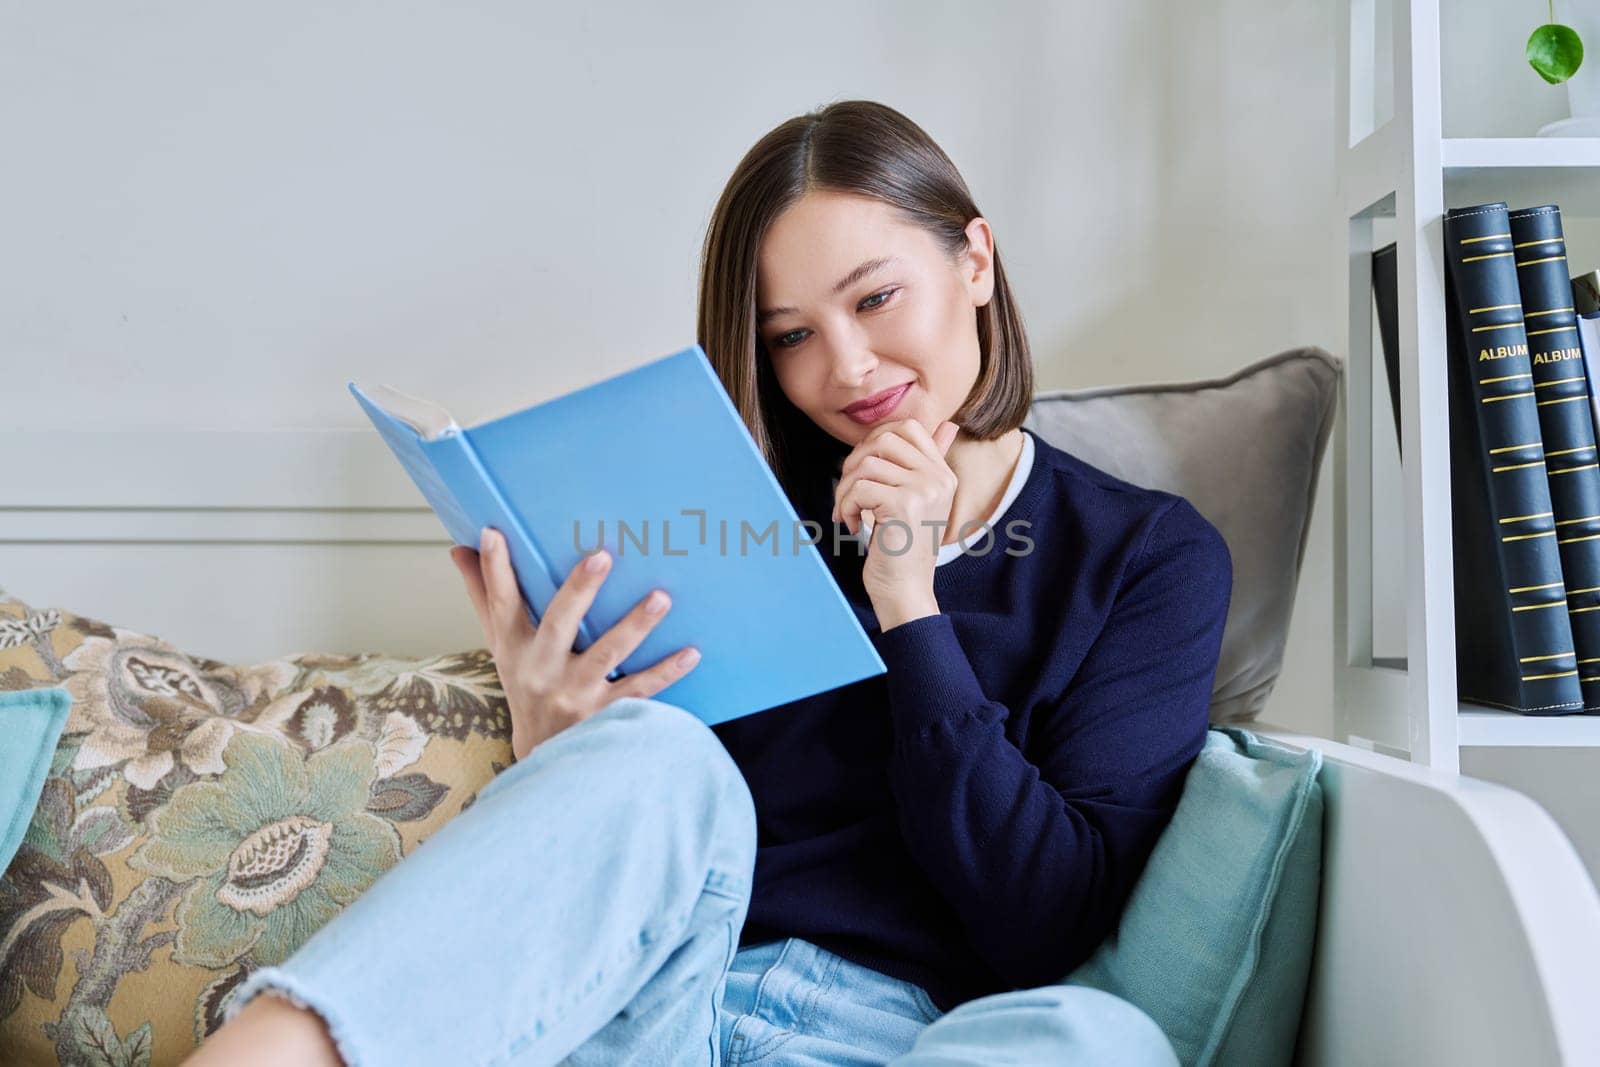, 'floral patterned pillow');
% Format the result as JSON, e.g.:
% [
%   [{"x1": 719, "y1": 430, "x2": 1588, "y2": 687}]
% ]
[{"x1": 0, "y1": 588, "x2": 513, "y2": 1066}]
